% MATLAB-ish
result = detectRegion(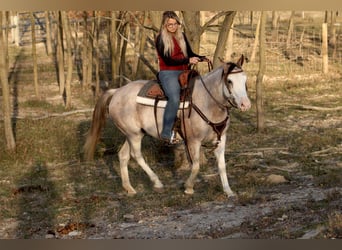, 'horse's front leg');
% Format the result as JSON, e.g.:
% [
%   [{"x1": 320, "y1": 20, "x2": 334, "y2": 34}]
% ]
[
  {"x1": 184, "y1": 141, "x2": 201, "y2": 195},
  {"x1": 214, "y1": 135, "x2": 235, "y2": 197}
]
